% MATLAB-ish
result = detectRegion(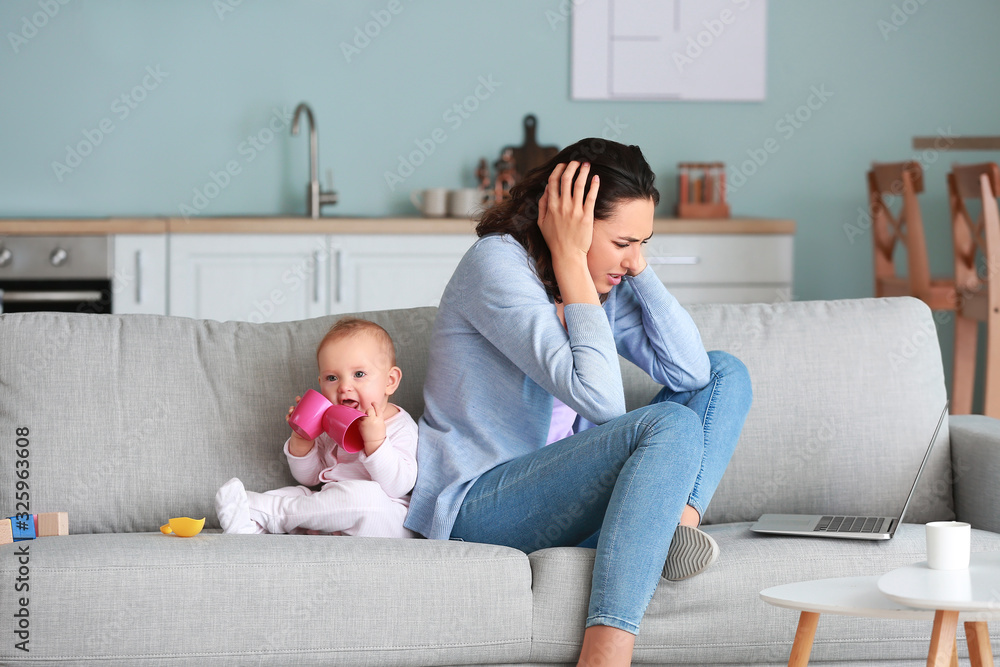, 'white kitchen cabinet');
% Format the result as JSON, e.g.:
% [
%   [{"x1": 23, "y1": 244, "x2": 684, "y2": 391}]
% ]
[
  {"x1": 644, "y1": 234, "x2": 794, "y2": 304},
  {"x1": 157, "y1": 225, "x2": 790, "y2": 320},
  {"x1": 112, "y1": 234, "x2": 167, "y2": 315},
  {"x1": 169, "y1": 234, "x2": 329, "y2": 322},
  {"x1": 329, "y1": 234, "x2": 477, "y2": 314}
]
